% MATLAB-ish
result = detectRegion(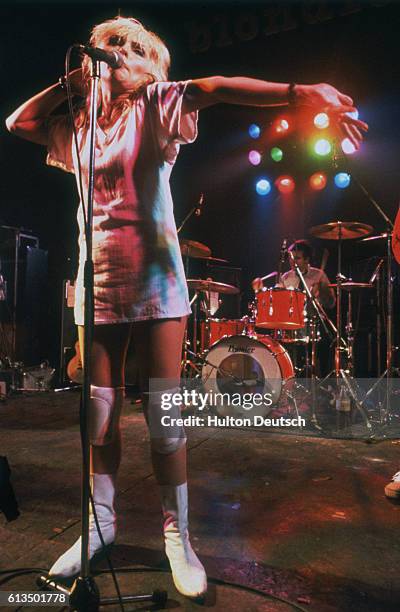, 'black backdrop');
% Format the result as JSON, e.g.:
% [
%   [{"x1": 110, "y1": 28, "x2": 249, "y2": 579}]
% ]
[{"x1": 1, "y1": 1, "x2": 399, "y2": 372}]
